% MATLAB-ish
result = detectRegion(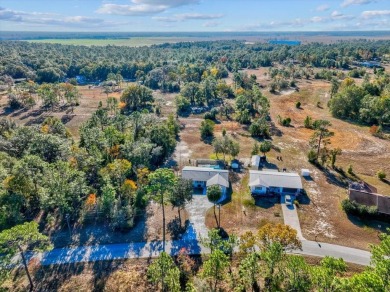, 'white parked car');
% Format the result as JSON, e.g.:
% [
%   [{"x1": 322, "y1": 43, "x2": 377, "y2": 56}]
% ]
[{"x1": 285, "y1": 195, "x2": 293, "y2": 205}]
